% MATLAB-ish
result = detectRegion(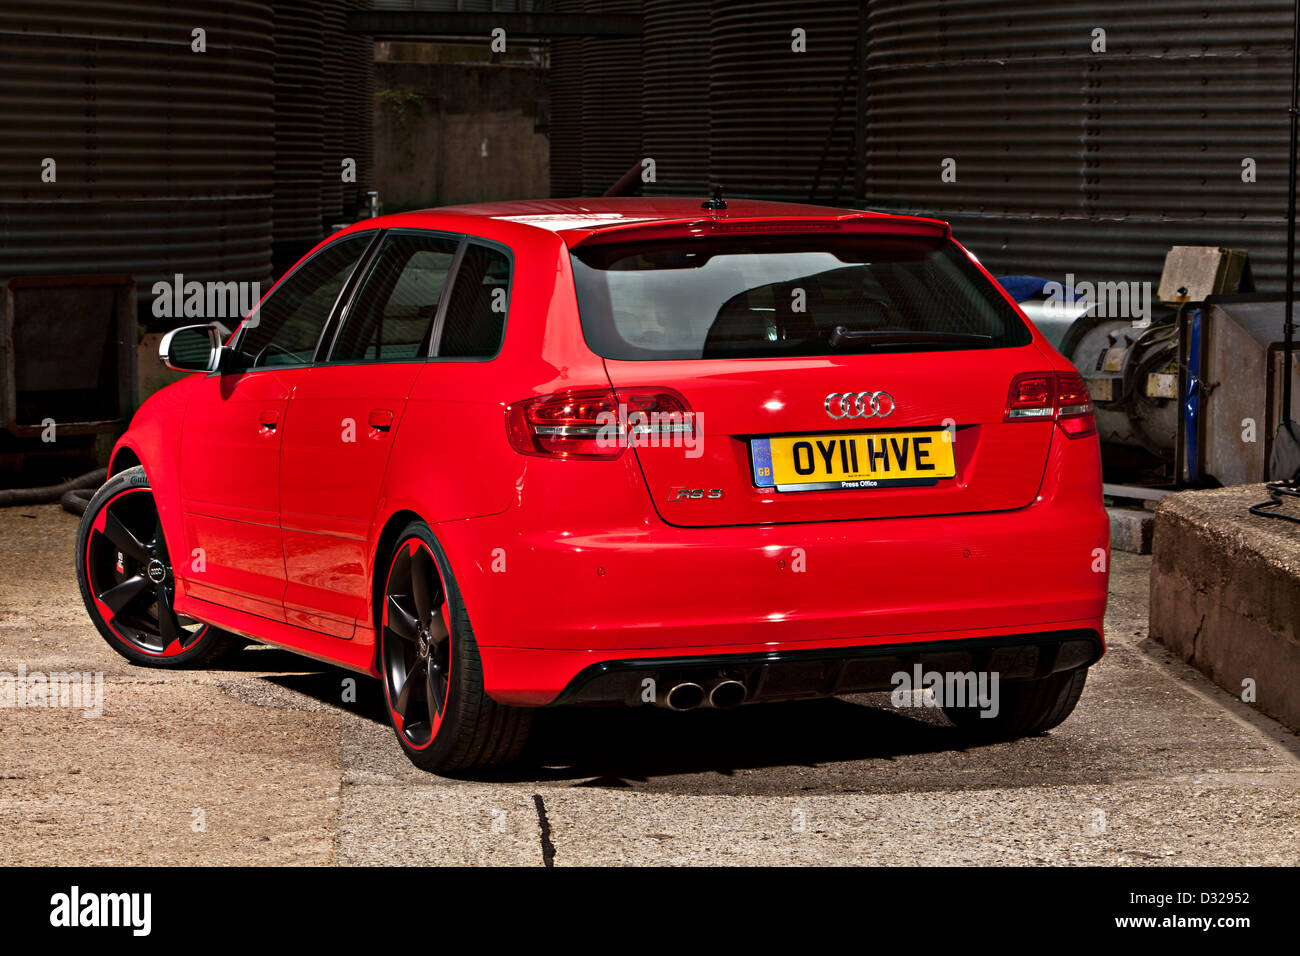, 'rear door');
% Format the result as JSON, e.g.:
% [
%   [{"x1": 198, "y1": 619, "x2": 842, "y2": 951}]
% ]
[
  {"x1": 570, "y1": 230, "x2": 1055, "y2": 527},
  {"x1": 278, "y1": 229, "x2": 462, "y2": 637}
]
